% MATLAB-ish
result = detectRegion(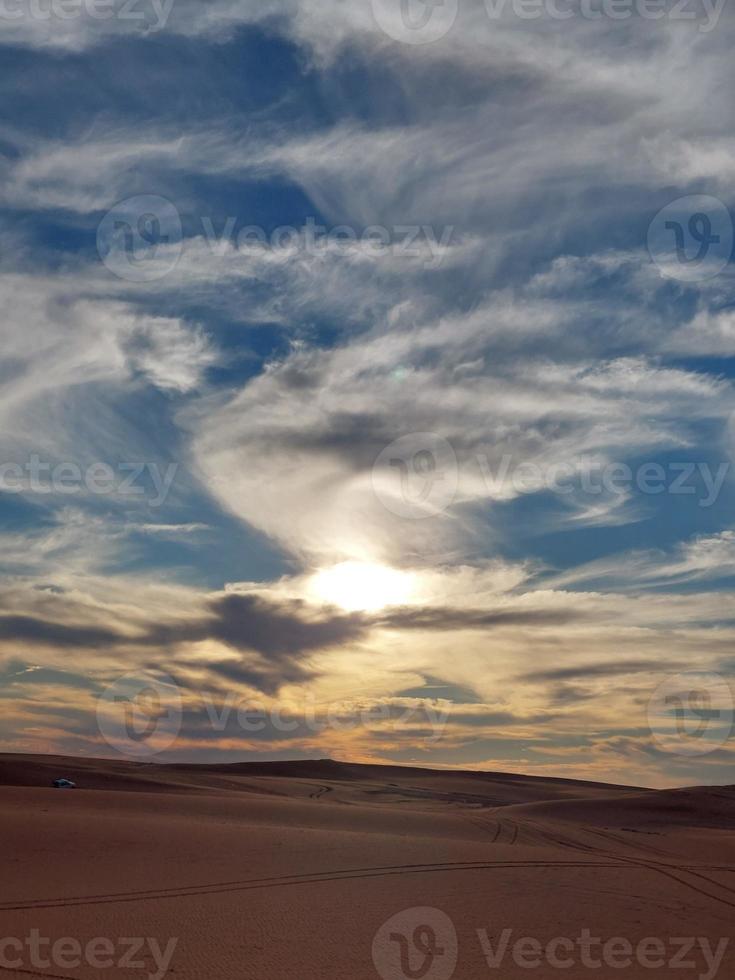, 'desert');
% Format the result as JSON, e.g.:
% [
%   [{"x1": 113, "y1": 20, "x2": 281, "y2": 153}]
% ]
[{"x1": 1, "y1": 754, "x2": 733, "y2": 980}]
